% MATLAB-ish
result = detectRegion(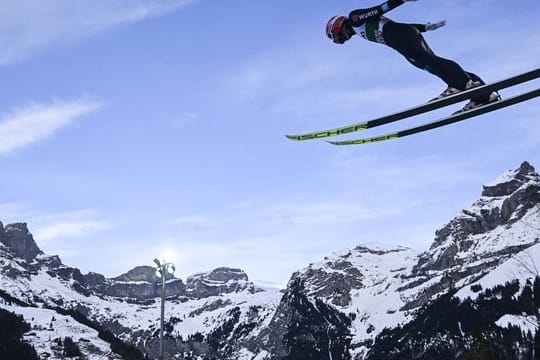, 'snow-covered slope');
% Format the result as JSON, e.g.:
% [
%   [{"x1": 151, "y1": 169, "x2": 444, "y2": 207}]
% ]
[
  {"x1": 293, "y1": 244, "x2": 418, "y2": 345},
  {"x1": 0, "y1": 302, "x2": 122, "y2": 359}
]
